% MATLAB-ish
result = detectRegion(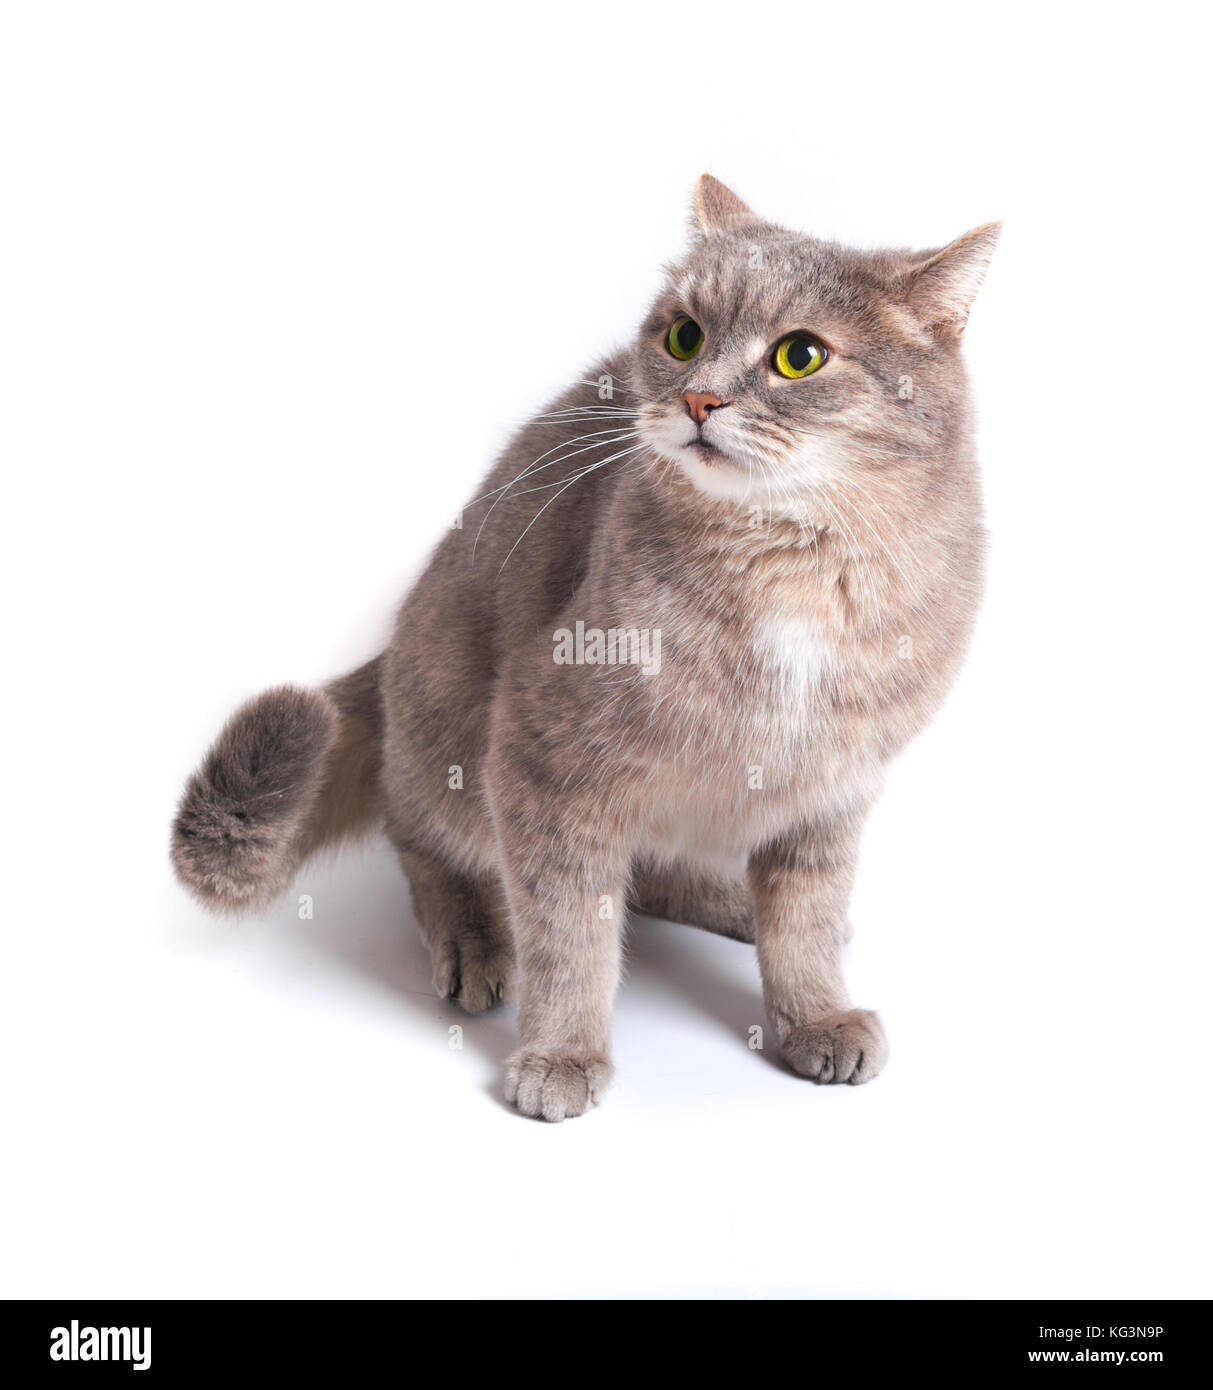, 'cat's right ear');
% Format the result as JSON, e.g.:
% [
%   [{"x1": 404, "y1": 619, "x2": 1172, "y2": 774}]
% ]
[{"x1": 692, "y1": 174, "x2": 760, "y2": 238}]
